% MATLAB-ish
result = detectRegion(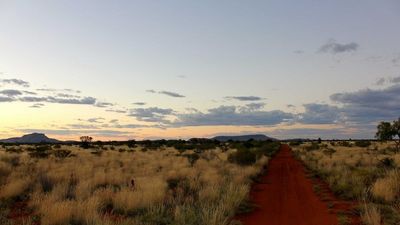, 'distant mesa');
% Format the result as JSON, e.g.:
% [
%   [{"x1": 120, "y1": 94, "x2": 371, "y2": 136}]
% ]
[
  {"x1": 212, "y1": 134, "x2": 277, "y2": 142},
  {"x1": 0, "y1": 133, "x2": 61, "y2": 144}
]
